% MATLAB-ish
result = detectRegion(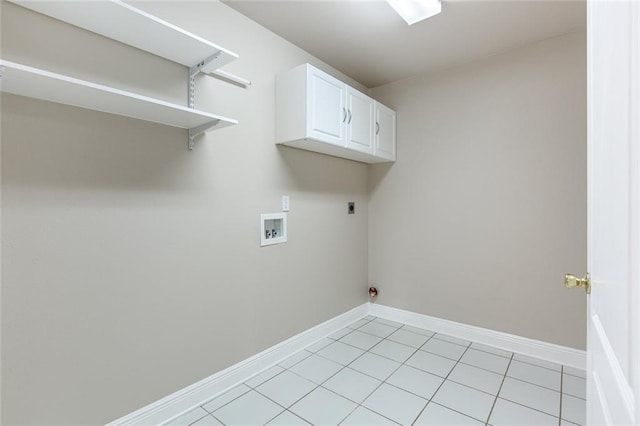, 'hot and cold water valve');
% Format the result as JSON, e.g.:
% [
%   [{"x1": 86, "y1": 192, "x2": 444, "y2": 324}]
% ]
[{"x1": 261, "y1": 213, "x2": 287, "y2": 246}]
